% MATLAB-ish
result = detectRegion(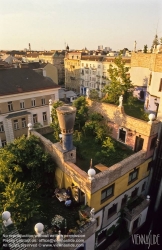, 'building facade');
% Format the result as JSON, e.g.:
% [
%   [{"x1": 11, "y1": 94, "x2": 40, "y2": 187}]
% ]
[
  {"x1": 32, "y1": 99, "x2": 159, "y2": 249},
  {"x1": 130, "y1": 47, "x2": 162, "y2": 120},
  {"x1": 65, "y1": 52, "x2": 131, "y2": 96},
  {"x1": 0, "y1": 68, "x2": 59, "y2": 146}
]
